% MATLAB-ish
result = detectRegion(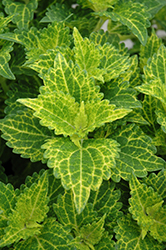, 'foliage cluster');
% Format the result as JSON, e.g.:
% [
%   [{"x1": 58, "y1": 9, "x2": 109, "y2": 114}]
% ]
[{"x1": 0, "y1": 0, "x2": 166, "y2": 249}]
